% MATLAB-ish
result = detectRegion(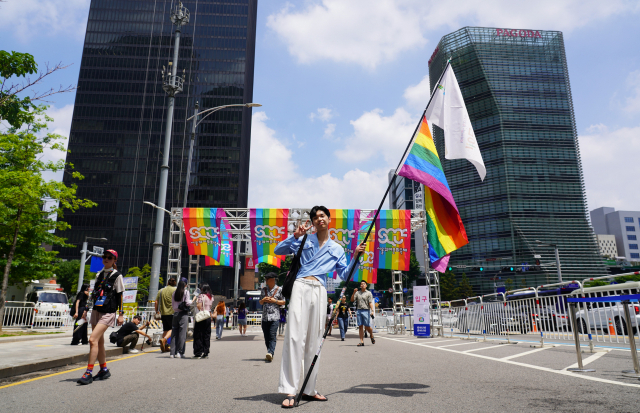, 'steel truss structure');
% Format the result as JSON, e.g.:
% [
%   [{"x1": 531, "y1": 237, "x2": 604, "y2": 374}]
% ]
[{"x1": 167, "y1": 207, "x2": 439, "y2": 332}]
